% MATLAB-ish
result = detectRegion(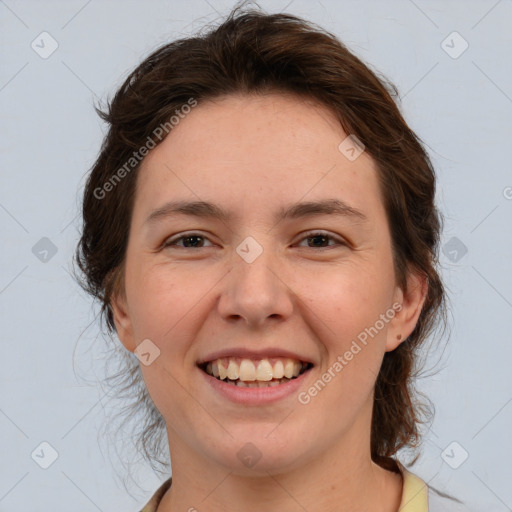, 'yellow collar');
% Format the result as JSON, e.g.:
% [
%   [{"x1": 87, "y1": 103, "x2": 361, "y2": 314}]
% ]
[{"x1": 396, "y1": 461, "x2": 429, "y2": 511}]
